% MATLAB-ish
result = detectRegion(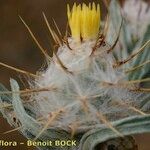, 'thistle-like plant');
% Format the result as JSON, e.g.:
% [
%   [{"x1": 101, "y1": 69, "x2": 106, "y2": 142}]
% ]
[{"x1": 0, "y1": 0, "x2": 150, "y2": 150}]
